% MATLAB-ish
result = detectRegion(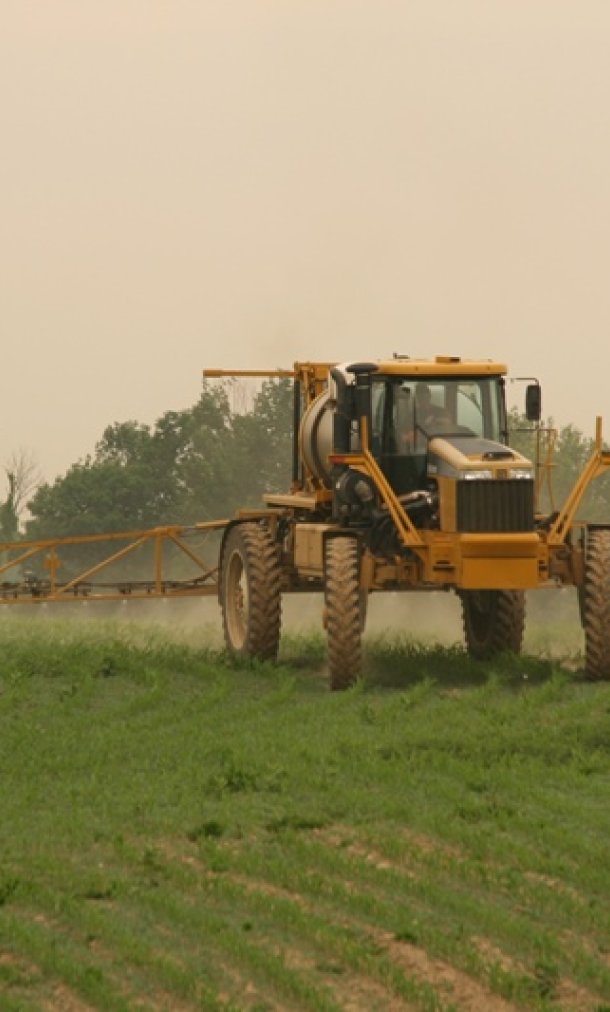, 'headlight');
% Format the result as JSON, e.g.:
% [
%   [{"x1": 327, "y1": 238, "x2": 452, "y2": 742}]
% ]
[
  {"x1": 461, "y1": 469, "x2": 493, "y2": 481},
  {"x1": 508, "y1": 468, "x2": 534, "y2": 480}
]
